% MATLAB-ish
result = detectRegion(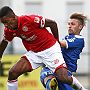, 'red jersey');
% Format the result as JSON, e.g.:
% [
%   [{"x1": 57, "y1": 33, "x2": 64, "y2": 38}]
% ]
[{"x1": 4, "y1": 15, "x2": 56, "y2": 52}]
